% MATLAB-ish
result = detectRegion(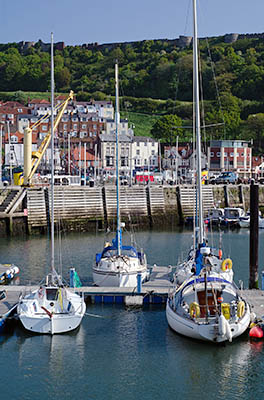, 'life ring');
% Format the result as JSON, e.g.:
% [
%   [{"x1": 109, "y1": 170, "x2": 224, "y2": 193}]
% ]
[
  {"x1": 189, "y1": 302, "x2": 200, "y2": 318},
  {"x1": 221, "y1": 258, "x2": 232, "y2": 271},
  {"x1": 237, "y1": 301, "x2": 245, "y2": 318}
]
